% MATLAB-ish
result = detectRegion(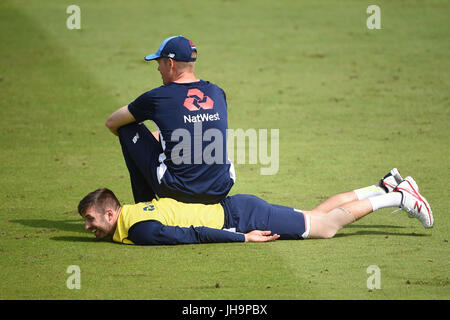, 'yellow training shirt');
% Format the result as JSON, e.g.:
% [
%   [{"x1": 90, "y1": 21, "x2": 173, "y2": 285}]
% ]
[{"x1": 113, "y1": 197, "x2": 225, "y2": 244}]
